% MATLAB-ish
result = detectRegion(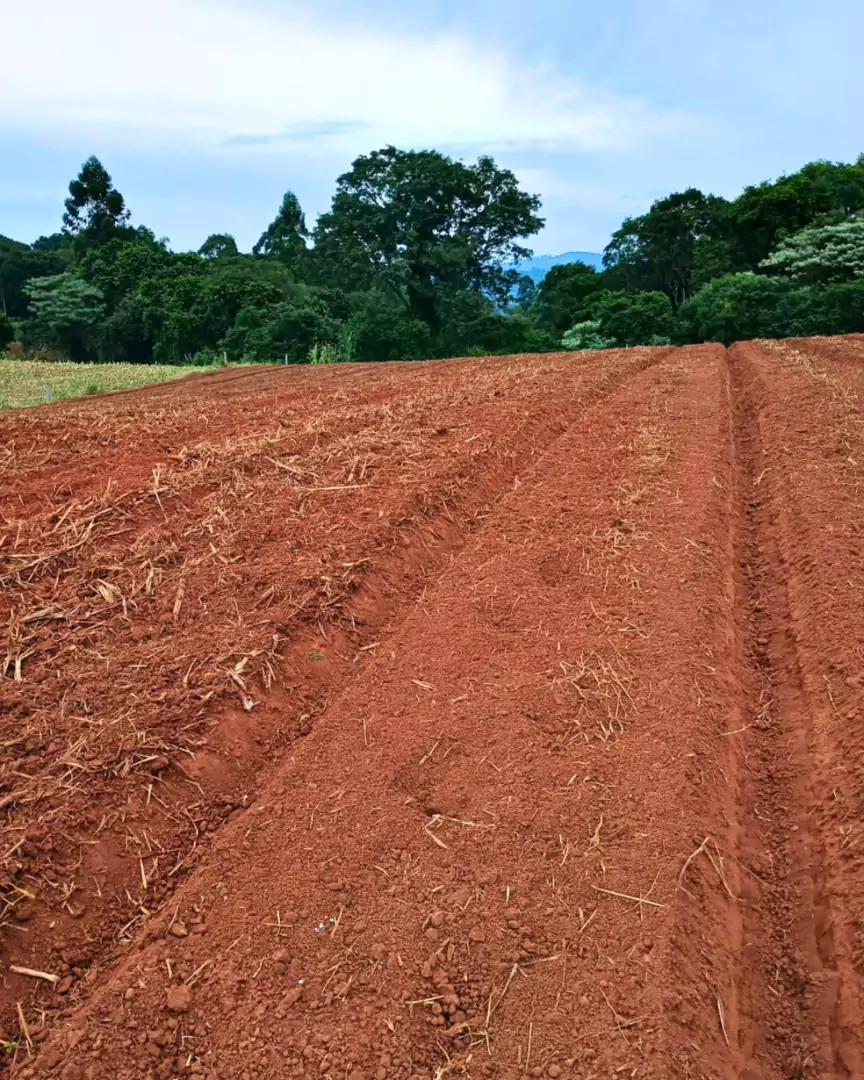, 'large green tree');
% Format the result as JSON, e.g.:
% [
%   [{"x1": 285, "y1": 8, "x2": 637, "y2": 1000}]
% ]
[
  {"x1": 314, "y1": 147, "x2": 543, "y2": 334},
  {"x1": 603, "y1": 189, "x2": 731, "y2": 309},
  {"x1": 727, "y1": 159, "x2": 864, "y2": 269},
  {"x1": 677, "y1": 274, "x2": 814, "y2": 344},
  {"x1": 63, "y1": 157, "x2": 131, "y2": 243},
  {"x1": 199, "y1": 233, "x2": 240, "y2": 260},
  {"x1": 532, "y1": 262, "x2": 603, "y2": 332},
  {"x1": 343, "y1": 297, "x2": 432, "y2": 362},
  {"x1": 22, "y1": 274, "x2": 106, "y2": 360},
  {"x1": 254, "y1": 192, "x2": 309, "y2": 267},
  {"x1": 587, "y1": 290, "x2": 675, "y2": 347}
]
